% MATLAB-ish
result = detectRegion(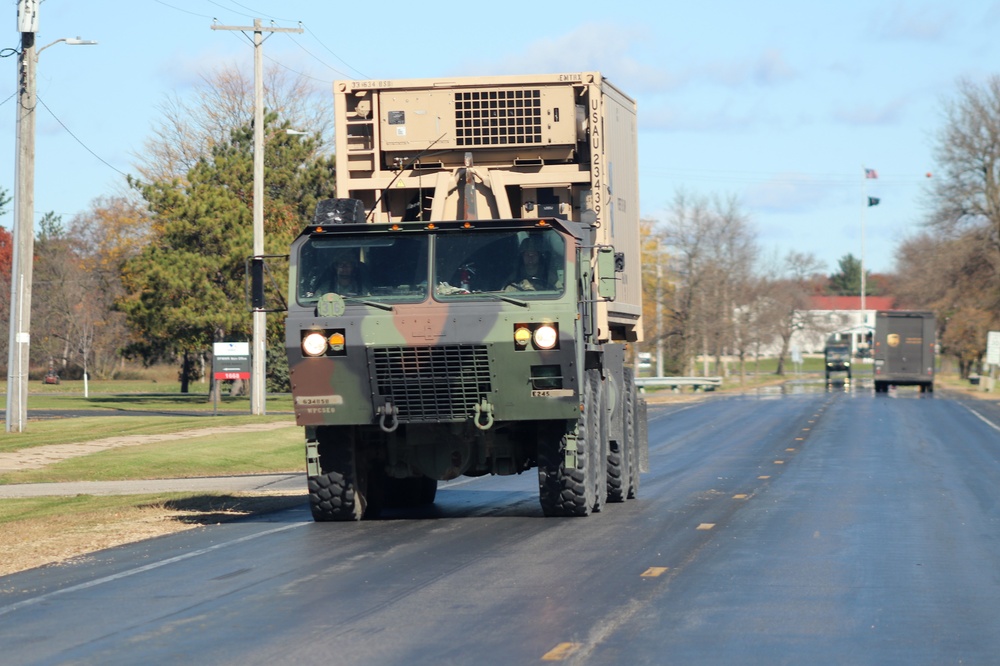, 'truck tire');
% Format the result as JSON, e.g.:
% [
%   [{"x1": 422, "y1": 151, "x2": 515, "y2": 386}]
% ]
[
  {"x1": 624, "y1": 367, "x2": 640, "y2": 499},
  {"x1": 607, "y1": 369, "x2": 631, "y2": 503},
  {"x1": 308, "y1": 427, "x2": 383, "y2": 521},
  {"x1": 592, "y1": 369, "x2": 608, "y2": 513},
  {"x1": 537, "y1": 369, "x2": 599, "y2": 516}
]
